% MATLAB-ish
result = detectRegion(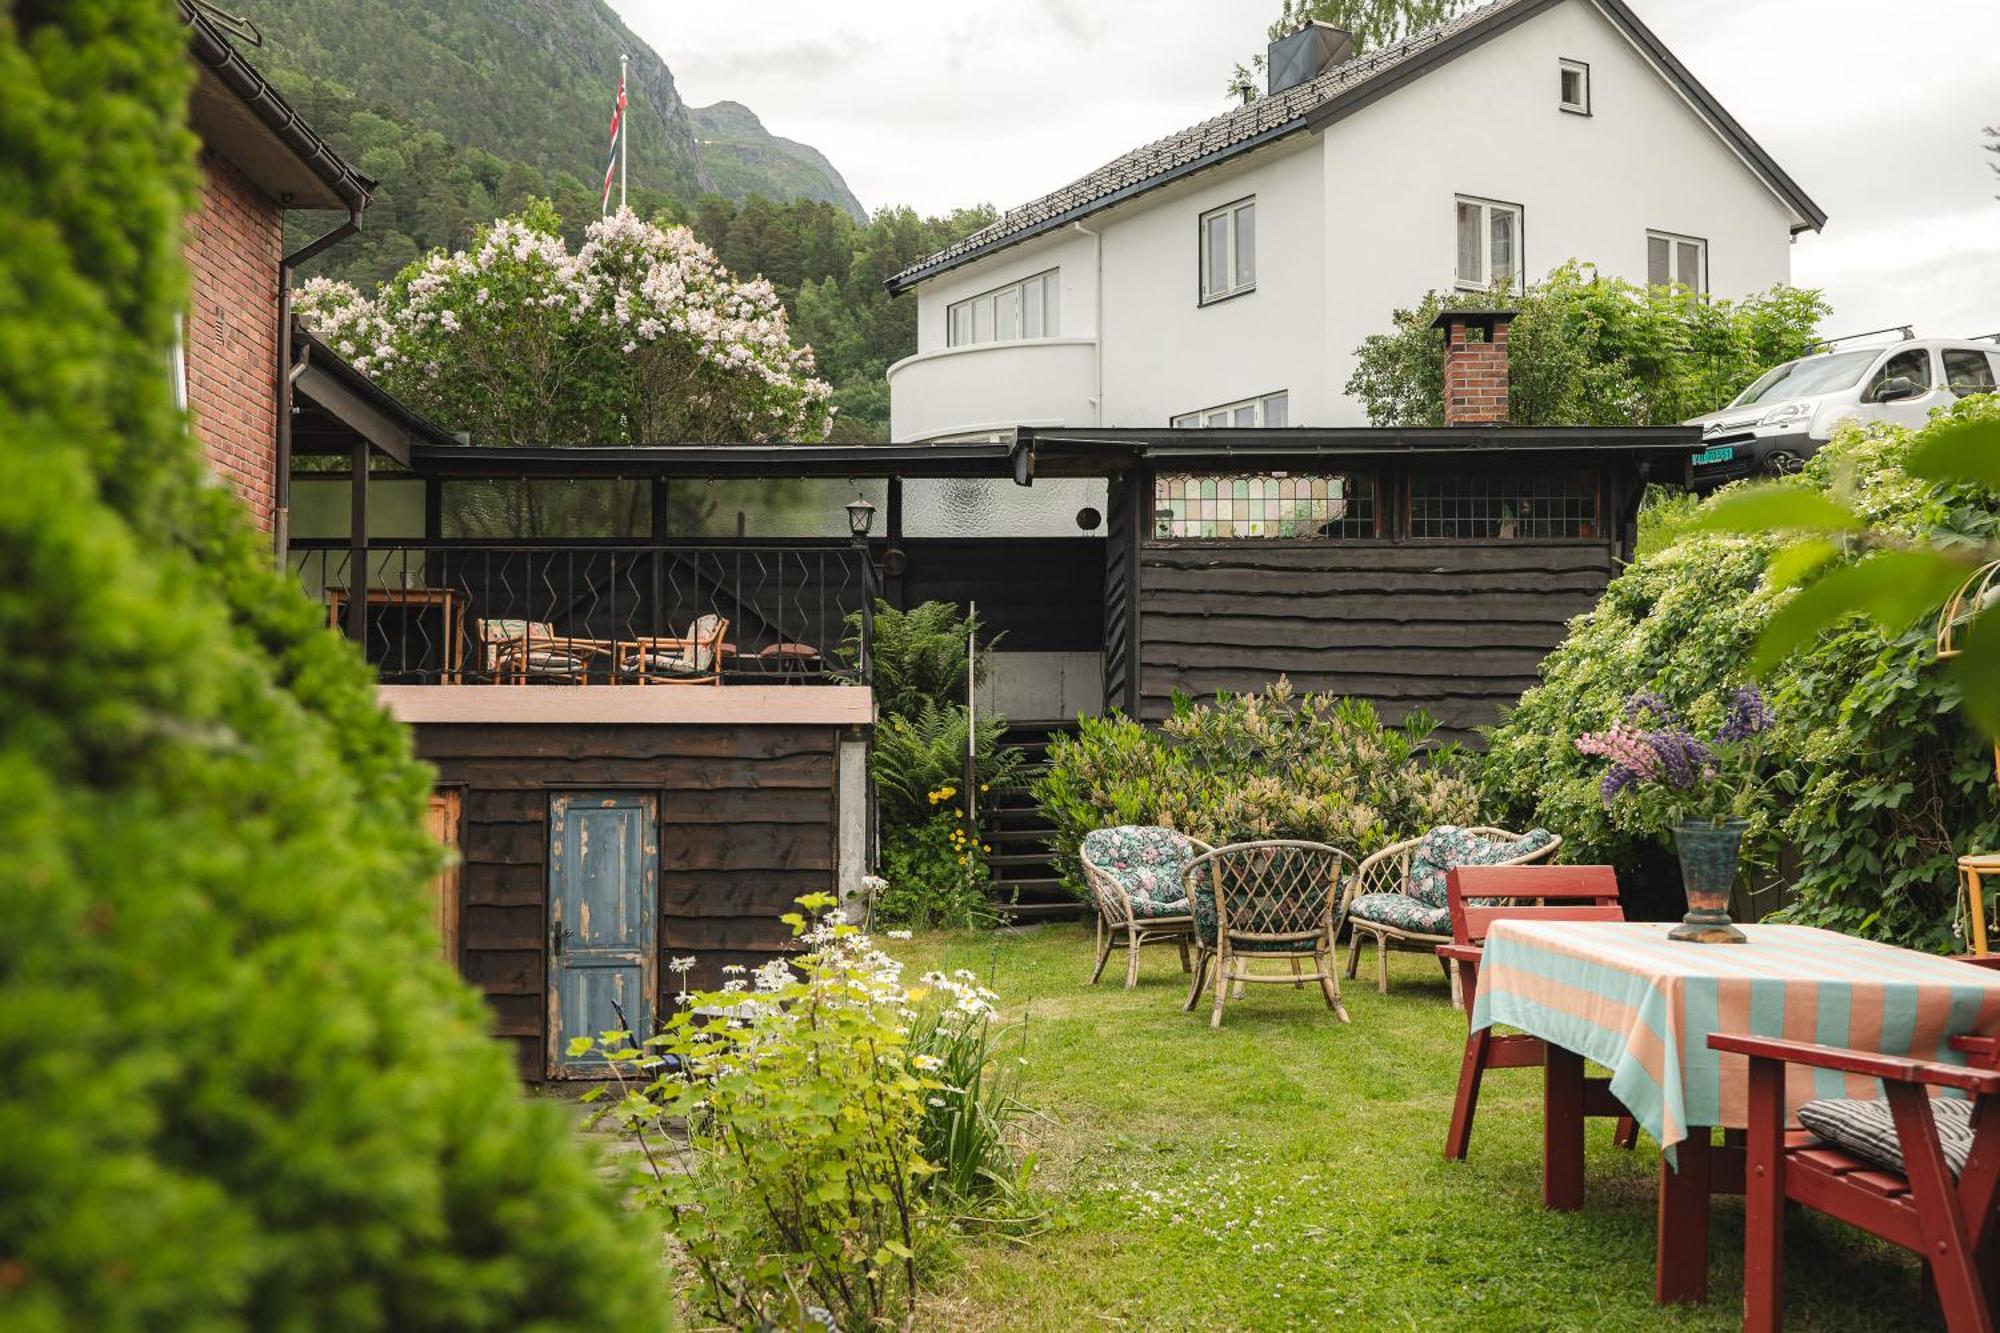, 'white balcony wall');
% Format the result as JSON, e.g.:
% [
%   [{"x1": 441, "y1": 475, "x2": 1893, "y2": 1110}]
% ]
[{"x1": 887, "y1": 337, "x2": 1098, "y2": 442}]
